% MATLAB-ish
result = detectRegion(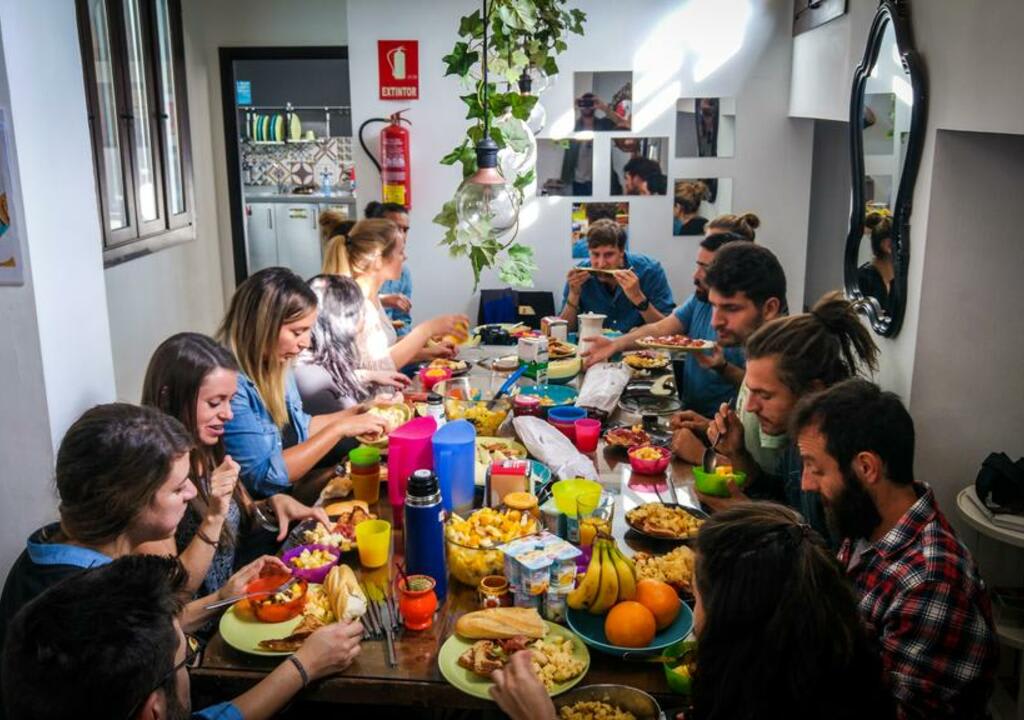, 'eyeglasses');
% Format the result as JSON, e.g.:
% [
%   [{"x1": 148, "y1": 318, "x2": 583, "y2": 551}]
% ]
[{"x1": 123, "y1": 634, "x2": 200, "y2": 719}]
